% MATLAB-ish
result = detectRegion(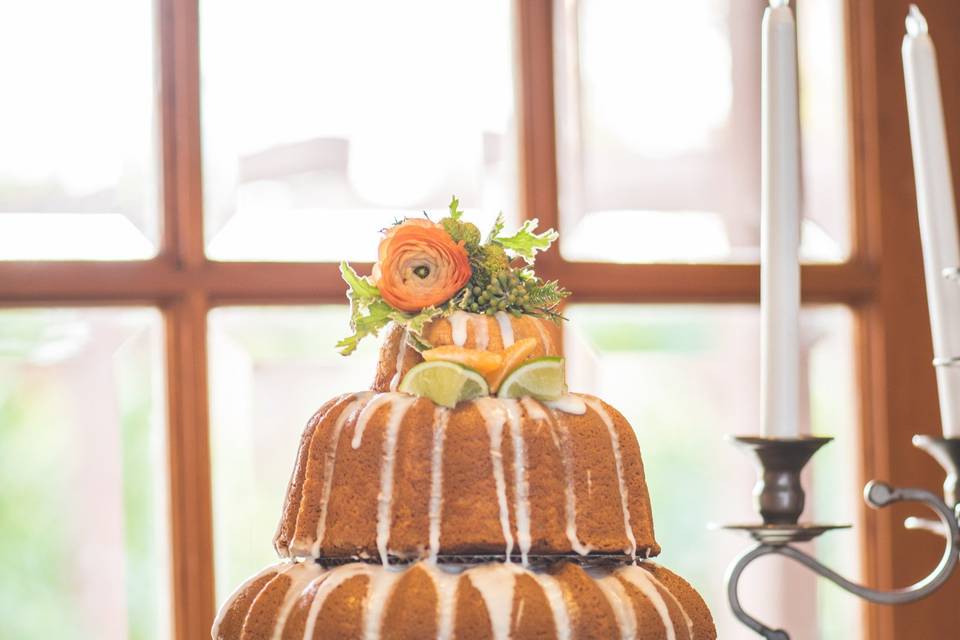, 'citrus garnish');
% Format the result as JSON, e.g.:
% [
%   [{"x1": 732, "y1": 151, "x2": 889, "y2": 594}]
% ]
[
  {"x1": 398, "y1": 361, "x2": 490, "y2": 408},
  {"x1": 421, "y1": 345, "x2": 503, "y2": 376},
  {"x1": 496, "y1": 356, "x2": 567, "y2": 400},
  {"x1": 486, "y1": 337, "x2": 538, "y2": 392}
]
